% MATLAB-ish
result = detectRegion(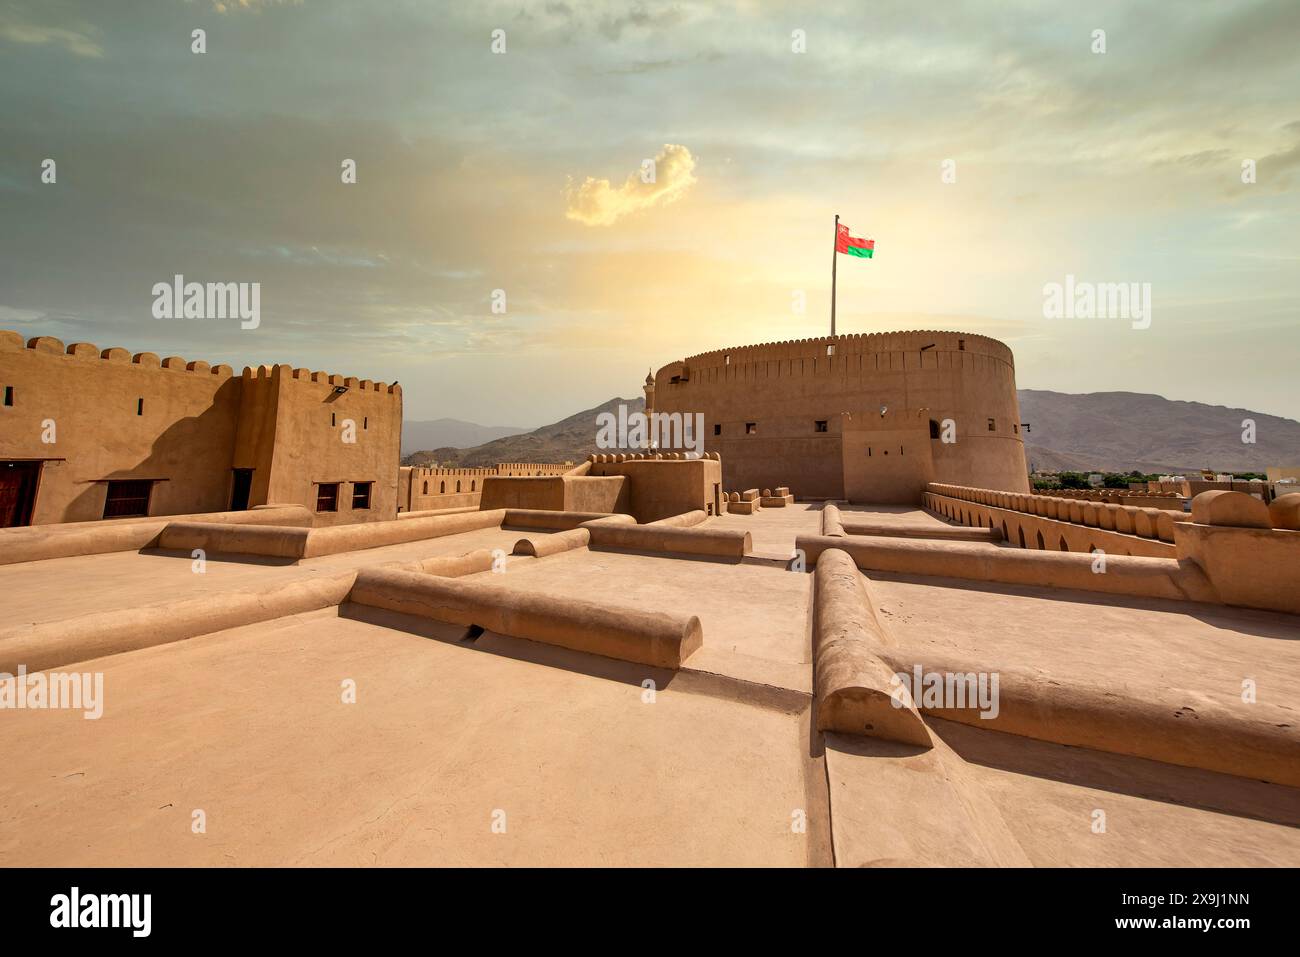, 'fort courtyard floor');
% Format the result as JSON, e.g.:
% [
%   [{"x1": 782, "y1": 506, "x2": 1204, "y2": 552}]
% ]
[{"x1": 1, "y1": 501, "x2": 1296, "y2": 867}]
